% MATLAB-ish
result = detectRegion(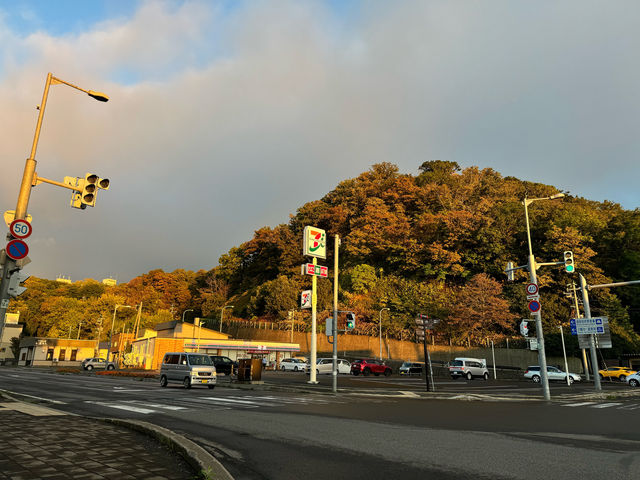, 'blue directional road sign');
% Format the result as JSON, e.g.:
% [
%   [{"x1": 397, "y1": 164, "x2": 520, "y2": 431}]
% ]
[{"x1": 570, "y1": 317, "x2": 606, "y2": 335}]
